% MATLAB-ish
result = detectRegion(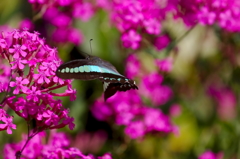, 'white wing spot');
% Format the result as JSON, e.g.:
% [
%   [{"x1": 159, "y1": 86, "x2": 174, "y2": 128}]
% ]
[
  {"x1": 103, "y1": 82, "x2": 110, "y2": 91},
  {"x1": 65, "y1": 67, "x2": 69, "y2": 73},
  {"x1": 74, "y1": 67, "x2": 79, "y2": 73}
]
